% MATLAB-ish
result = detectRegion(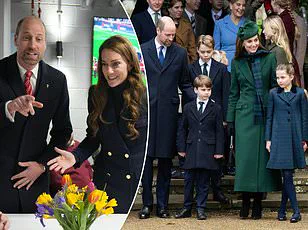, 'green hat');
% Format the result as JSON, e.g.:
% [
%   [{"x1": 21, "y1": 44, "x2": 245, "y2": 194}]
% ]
[{"x1": 237, "y1": 21, "x2": 259, "y2": 41}]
